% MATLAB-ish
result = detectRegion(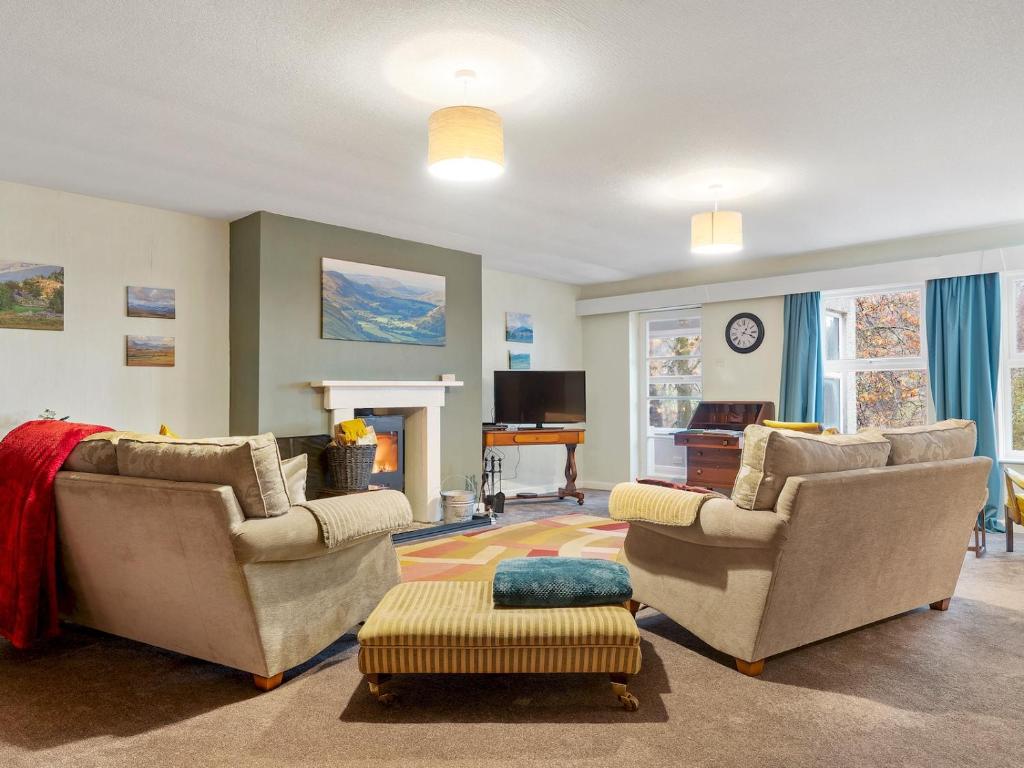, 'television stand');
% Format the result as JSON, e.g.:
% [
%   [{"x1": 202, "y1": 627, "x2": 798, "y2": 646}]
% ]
[{"x1": 482, "y1": 427, "x2": 585, "y2": 509}]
